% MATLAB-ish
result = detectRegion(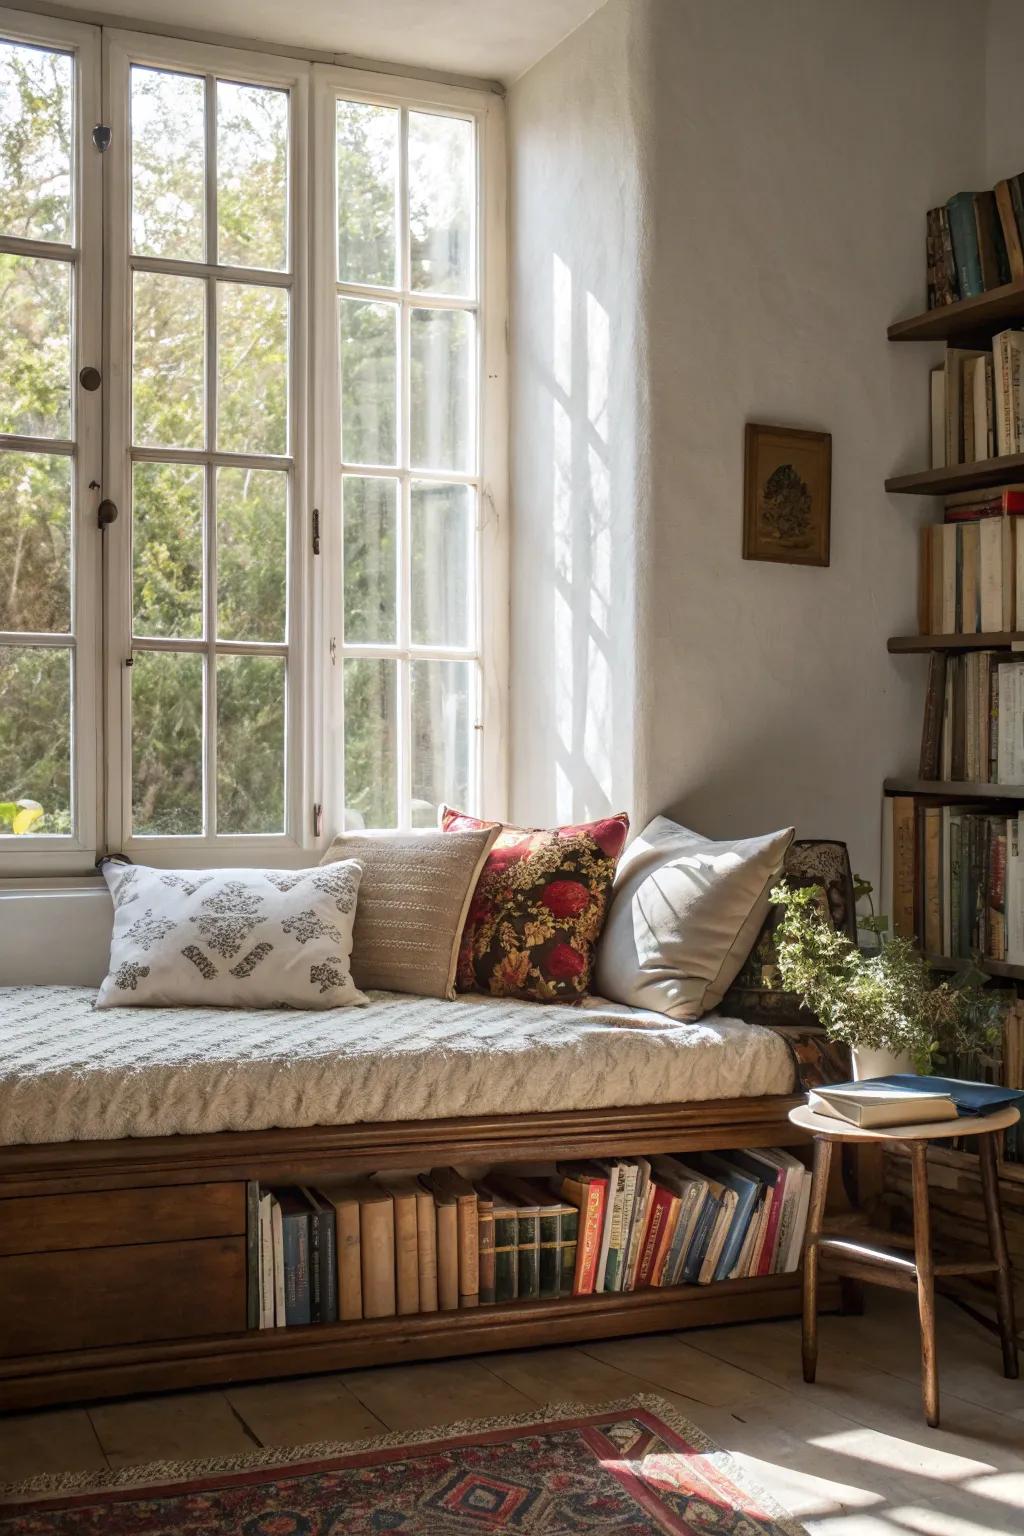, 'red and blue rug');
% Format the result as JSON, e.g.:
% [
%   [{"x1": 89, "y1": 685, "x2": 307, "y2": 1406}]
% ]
[{"x1": 0, "y1": 1394, "x2": 805, "y2": 1534}]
